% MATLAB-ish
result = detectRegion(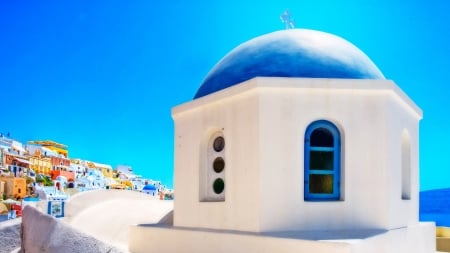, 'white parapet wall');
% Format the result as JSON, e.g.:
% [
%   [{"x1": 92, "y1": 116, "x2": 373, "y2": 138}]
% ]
[
  {"x1": 21, "y1": 205, "x2": 125, "y2": 253},
  {"x1": 129, "y1": 222, "x2": 436, "y2": 253}
]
